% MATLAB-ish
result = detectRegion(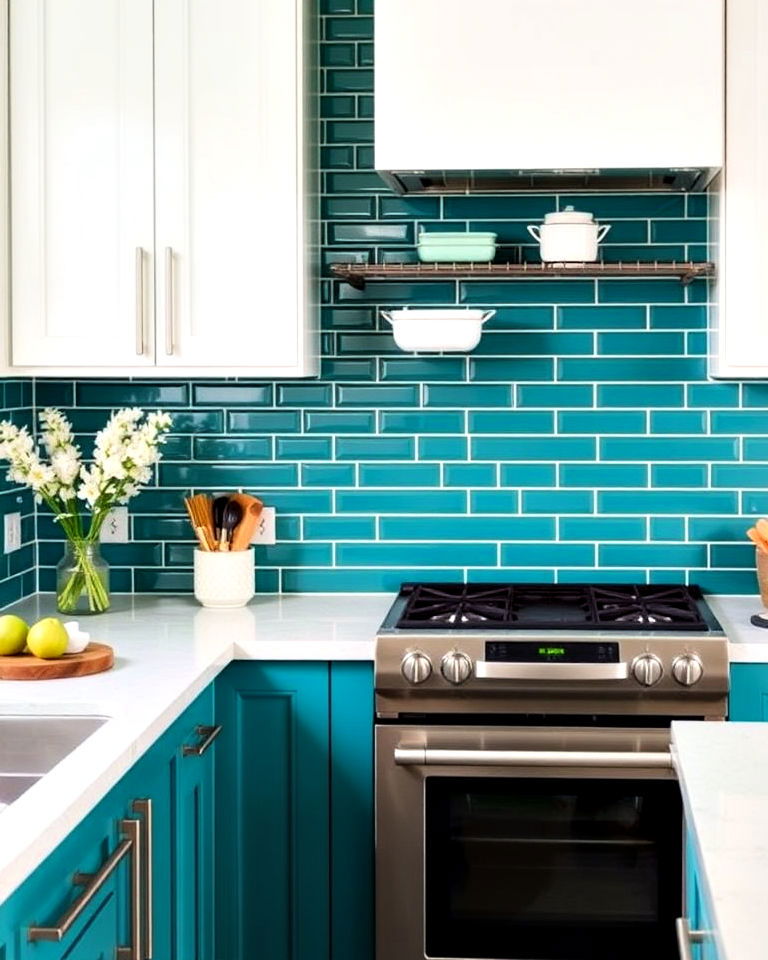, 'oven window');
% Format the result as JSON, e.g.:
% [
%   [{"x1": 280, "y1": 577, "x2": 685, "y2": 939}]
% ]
[{"x1": 425, "y1": 776, "x2": 681, "y2": 960}]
